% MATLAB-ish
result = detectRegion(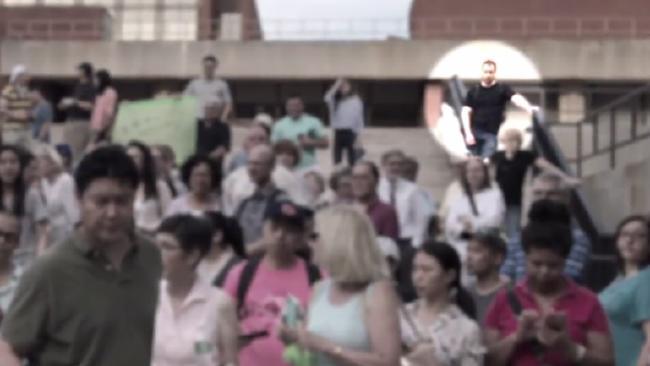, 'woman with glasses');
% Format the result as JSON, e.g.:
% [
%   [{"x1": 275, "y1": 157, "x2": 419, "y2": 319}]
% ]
[
  {"x1": 151, "y1": 214, "x2": 238, "y2": 366},
  {"x1": 599, "y1": 216, "x2": 650, "y2": 366}
]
